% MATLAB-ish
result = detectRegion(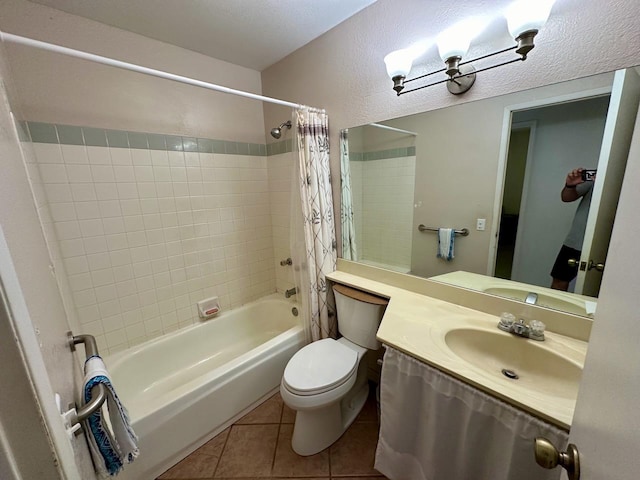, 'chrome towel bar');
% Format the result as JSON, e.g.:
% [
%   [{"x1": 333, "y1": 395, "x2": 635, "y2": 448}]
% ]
[
  {"x1": 418, "y1": 224, "x2": 469, "y2": 236},
  {"x1": 68, "y1": 332, "x2": 107, "y2": 424}
]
